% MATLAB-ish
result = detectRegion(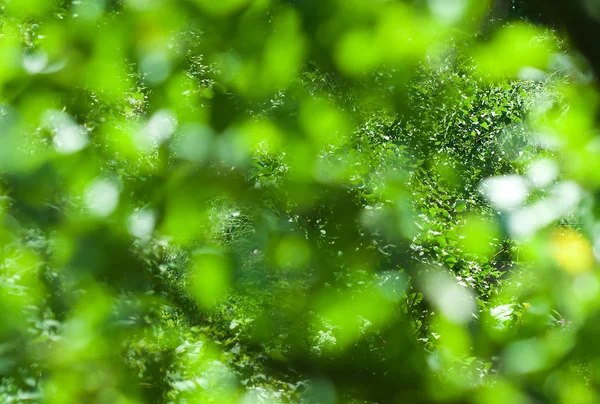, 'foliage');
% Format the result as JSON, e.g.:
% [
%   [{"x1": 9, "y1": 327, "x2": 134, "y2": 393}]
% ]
[{"x1": 0, "y1": 0, "x2": 598, "y2": 403}]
